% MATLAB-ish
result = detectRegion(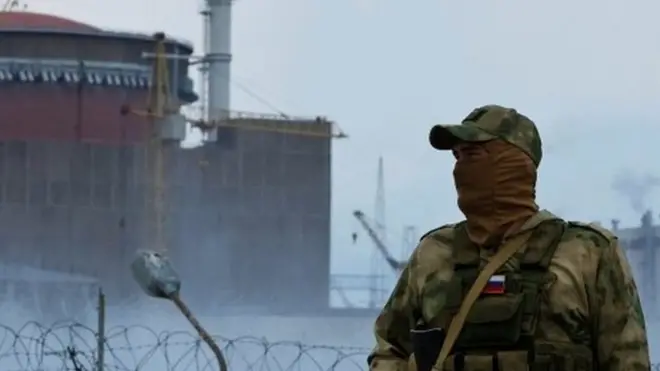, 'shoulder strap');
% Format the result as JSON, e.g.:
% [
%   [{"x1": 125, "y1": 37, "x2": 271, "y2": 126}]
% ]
[{"x1": 432, "y1": 231, "x2": 531, "y2": 369}]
